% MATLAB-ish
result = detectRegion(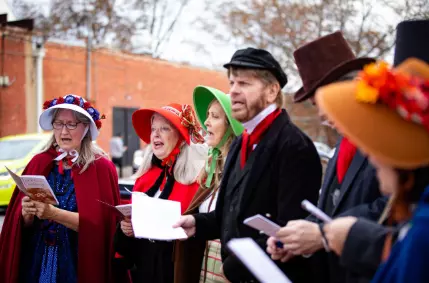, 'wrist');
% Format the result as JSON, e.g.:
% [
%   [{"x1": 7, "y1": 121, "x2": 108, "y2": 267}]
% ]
[
  {"x1": 315, "y1": 225, "x2": 324, "y2": 250},
  {"x1": 22, "y1": 214, "x2": 34, "y2": 226},
  {"x1": 47, "y1": 206, "x2": 60, "y2": 220},
  {"x1": 318, "y1": 224, "x2": 330, "y2": 252}
]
